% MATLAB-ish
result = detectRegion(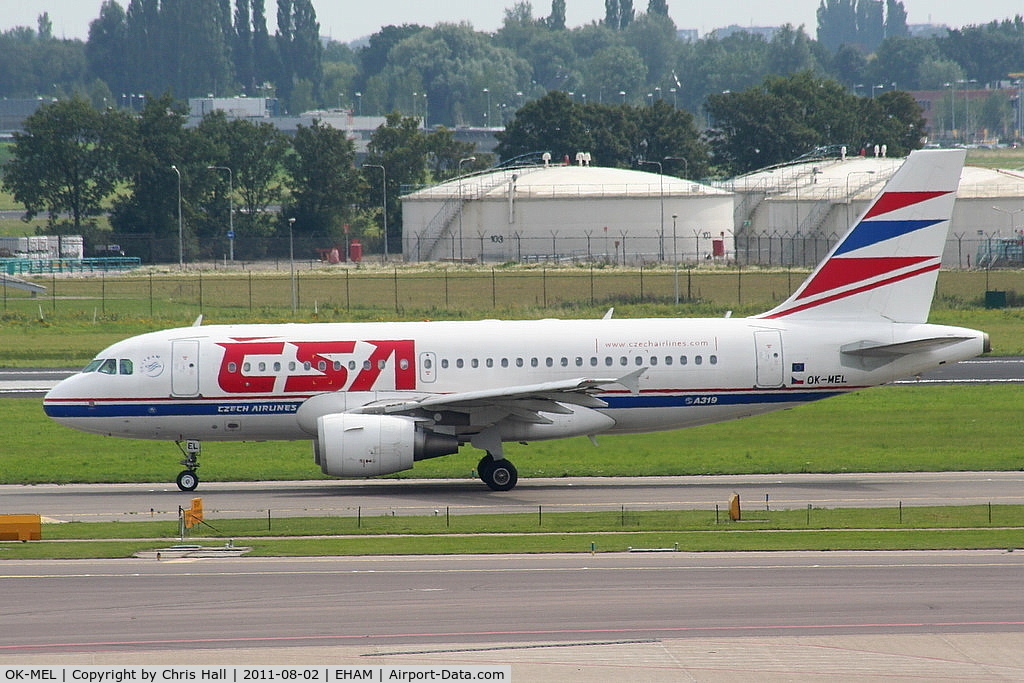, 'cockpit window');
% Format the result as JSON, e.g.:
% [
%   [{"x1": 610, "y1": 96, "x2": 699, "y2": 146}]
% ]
[
  {"x1": 82, "y1": 359, "x2": 103, "y2": 373},
  {"x1": 98, "y1": 359, "x2": 117, "y2": 375},
  {"x1": 119, "y1": 359, "x2": 133, "y2": 375}
]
